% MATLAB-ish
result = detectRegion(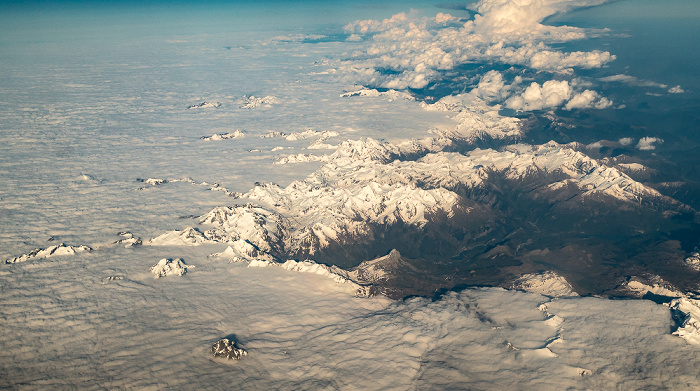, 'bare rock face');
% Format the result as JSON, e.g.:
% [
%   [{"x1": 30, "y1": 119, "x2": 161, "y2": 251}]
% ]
[{"x1": 211, "y1": 338, "x2": 247, "y2": 360}]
